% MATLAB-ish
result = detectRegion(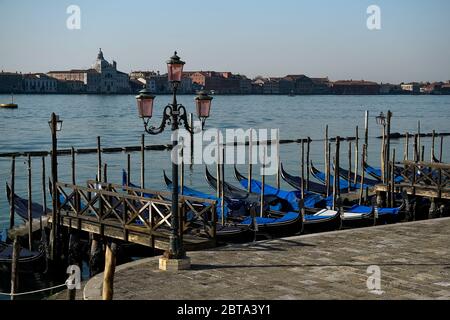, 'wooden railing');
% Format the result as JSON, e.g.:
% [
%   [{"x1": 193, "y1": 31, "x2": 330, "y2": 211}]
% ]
[
  {"x1": 55, "y1": 181, "x2": 217, "y2": 244},
  {"x1": 394, "y1": 161, "x2": 450, "y2": 198}
]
